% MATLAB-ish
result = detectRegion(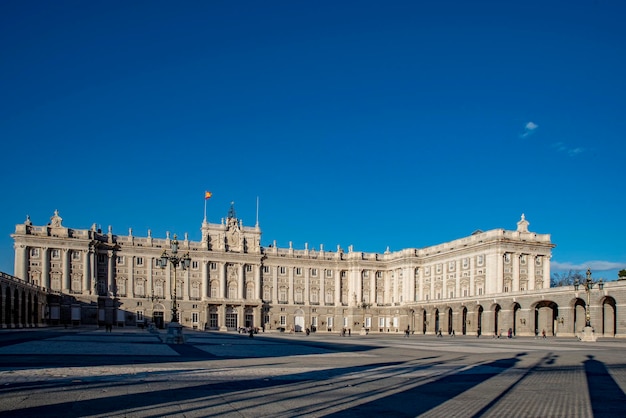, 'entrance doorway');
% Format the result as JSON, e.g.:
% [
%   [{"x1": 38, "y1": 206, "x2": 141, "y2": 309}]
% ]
[
  {"x1": 294, "y1": 309, "x2": 305, "y2": 332},
  {"x1": 153, "y1": 311, "x2": 164, "y2": 329}
]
